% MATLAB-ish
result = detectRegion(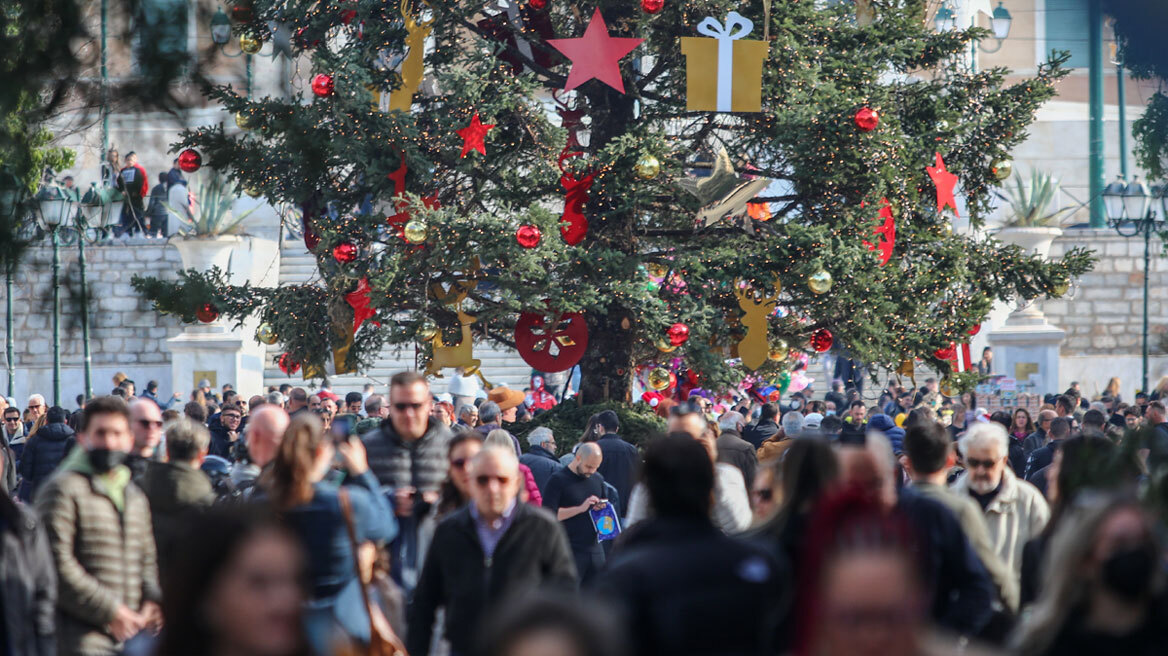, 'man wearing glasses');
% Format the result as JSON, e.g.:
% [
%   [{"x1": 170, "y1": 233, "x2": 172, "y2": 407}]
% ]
[
  {"x1": 209, "y1": 405, "x2": 244, "y2": 459},
  {"x1": 363, "y1": 371, "x2": 452, "y2": 590},
  {"x1": 127, "y1": 400, "x2": 165, "y2": 483},
  {"x1": 3, "y1": 407, "x2": 26, "y2": 463},
  {"x1": 24, "y1": 394, "x2": 46, "y2": 433}
]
